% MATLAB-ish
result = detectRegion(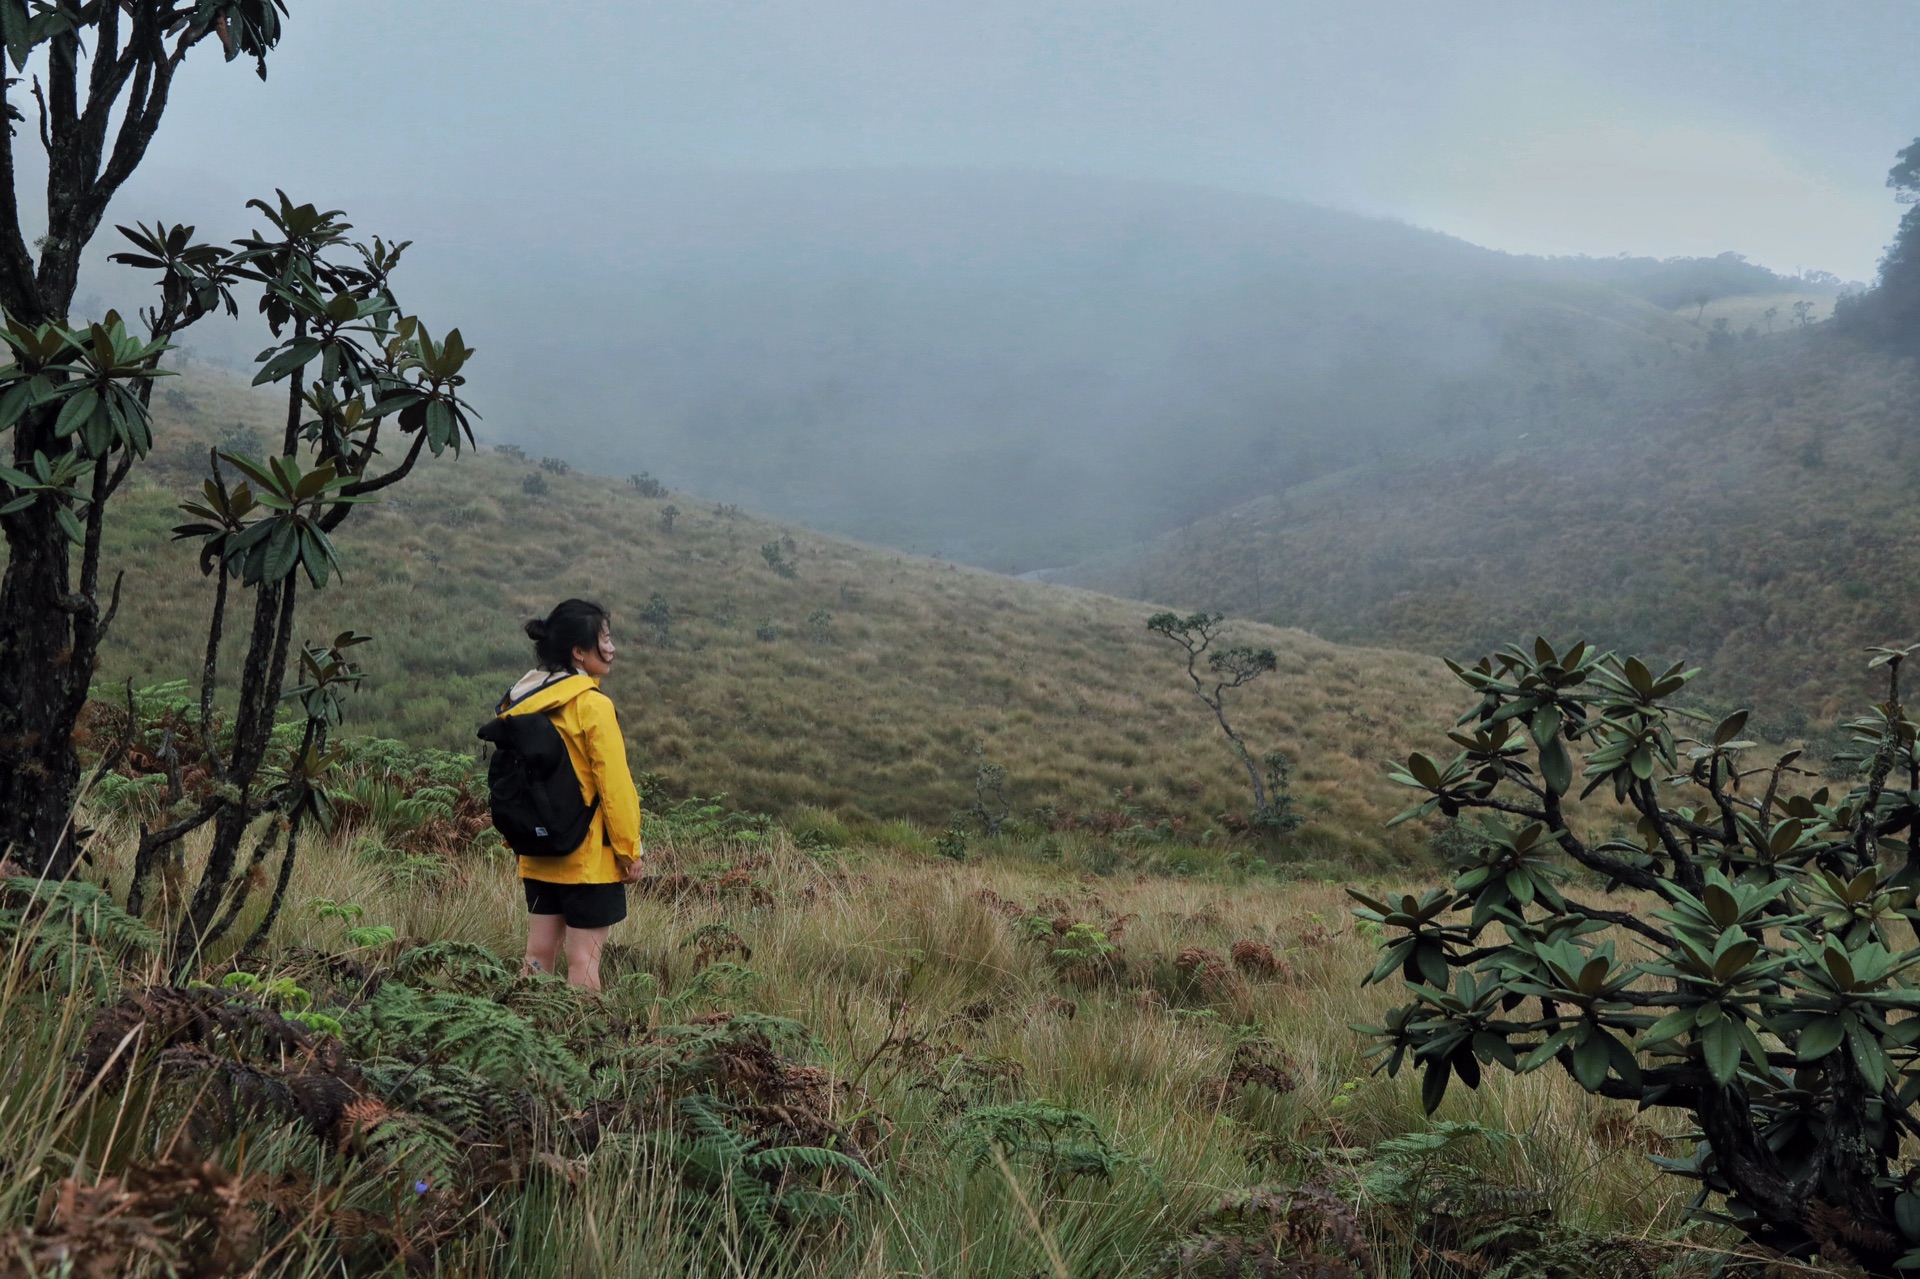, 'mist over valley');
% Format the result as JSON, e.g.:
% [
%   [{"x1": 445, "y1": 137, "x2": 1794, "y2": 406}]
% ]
[{"x1": 354, "y1": 168, "x2": 1847, "y2": 576}]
